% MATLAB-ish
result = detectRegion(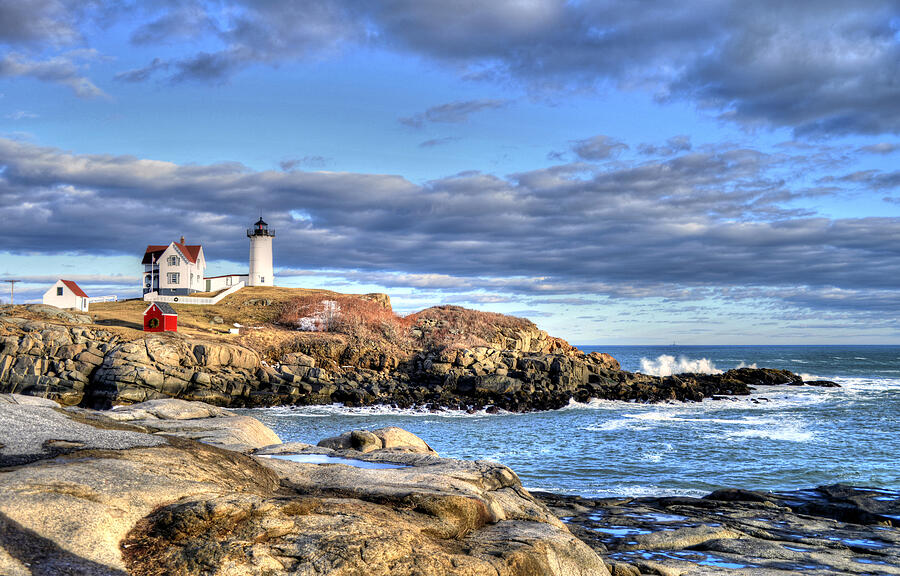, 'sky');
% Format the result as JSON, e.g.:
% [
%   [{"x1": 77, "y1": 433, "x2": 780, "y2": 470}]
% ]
[{"x1": 1, "y1": 1, "x2": 900, "y2": 345}]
